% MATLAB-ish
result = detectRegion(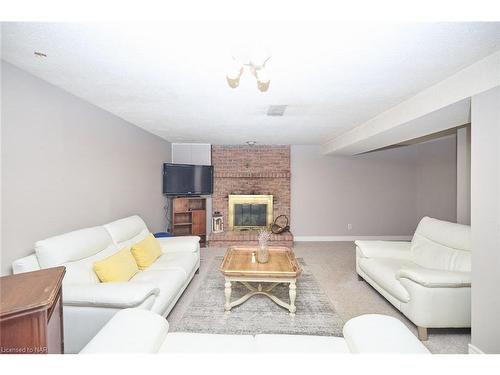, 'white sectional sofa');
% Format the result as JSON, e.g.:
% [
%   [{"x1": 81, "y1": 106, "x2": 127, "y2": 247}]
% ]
[
  {"x1": 12, "y1": 215, "x2": 200, "y2": 354},
  {"x1": 356, "y1": 216, "x2": 471, "y2": 340},
  {"x1": 80, "y1": 308, "x2": 430, "y2": 354}
]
